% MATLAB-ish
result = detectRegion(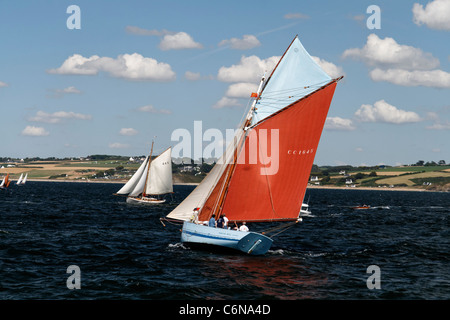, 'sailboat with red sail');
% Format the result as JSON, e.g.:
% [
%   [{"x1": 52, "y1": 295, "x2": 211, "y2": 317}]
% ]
[
  {"x1": 0, "y1": 173, "x2": 11, "y2": 190},
  {"x1": 162, "y1": 35, "x2": 343, "y2": 255}
]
